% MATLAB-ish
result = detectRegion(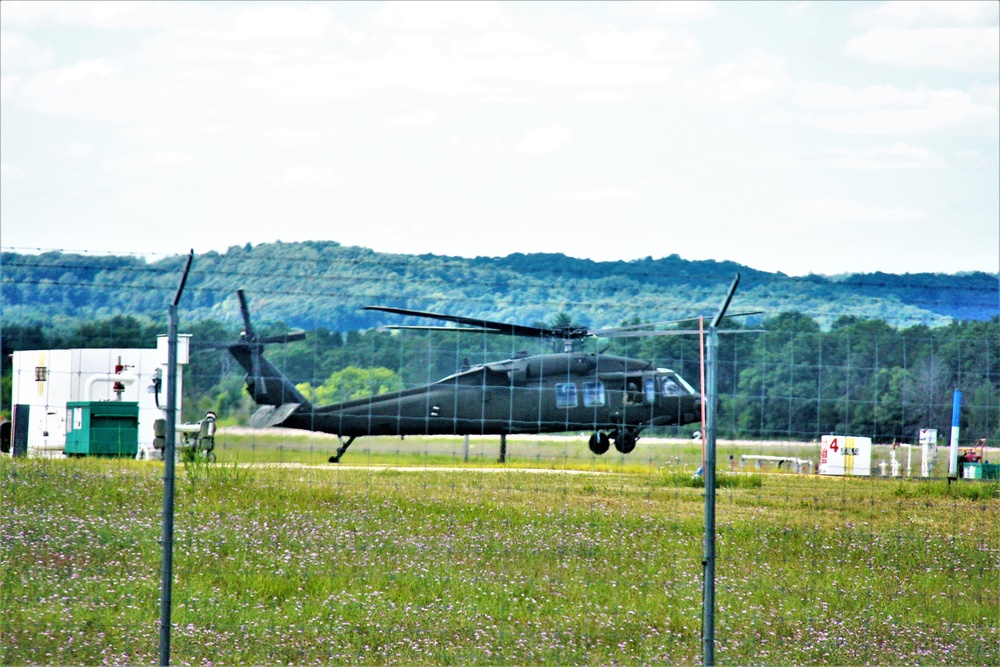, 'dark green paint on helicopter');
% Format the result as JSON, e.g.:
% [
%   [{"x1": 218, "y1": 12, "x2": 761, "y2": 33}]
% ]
[{"x1": 224, "y1": 291, "x2": 704, "y2": 463}]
